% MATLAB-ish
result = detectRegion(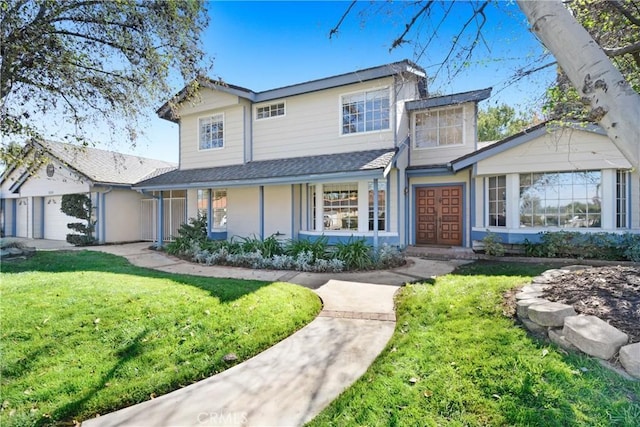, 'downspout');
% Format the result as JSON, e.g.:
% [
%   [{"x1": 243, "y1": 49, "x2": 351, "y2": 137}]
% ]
[{"x1": 98, "y1": 187, "x2": 113, "y2": 244}]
